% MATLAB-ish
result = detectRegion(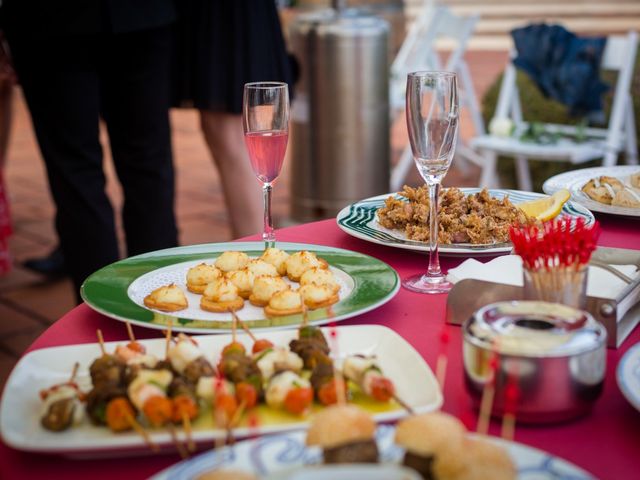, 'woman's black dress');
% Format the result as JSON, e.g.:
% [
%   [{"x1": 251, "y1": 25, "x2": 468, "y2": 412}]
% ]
[{"x1": 172, "y1": 0, "x2": 296, "y2": 114}]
